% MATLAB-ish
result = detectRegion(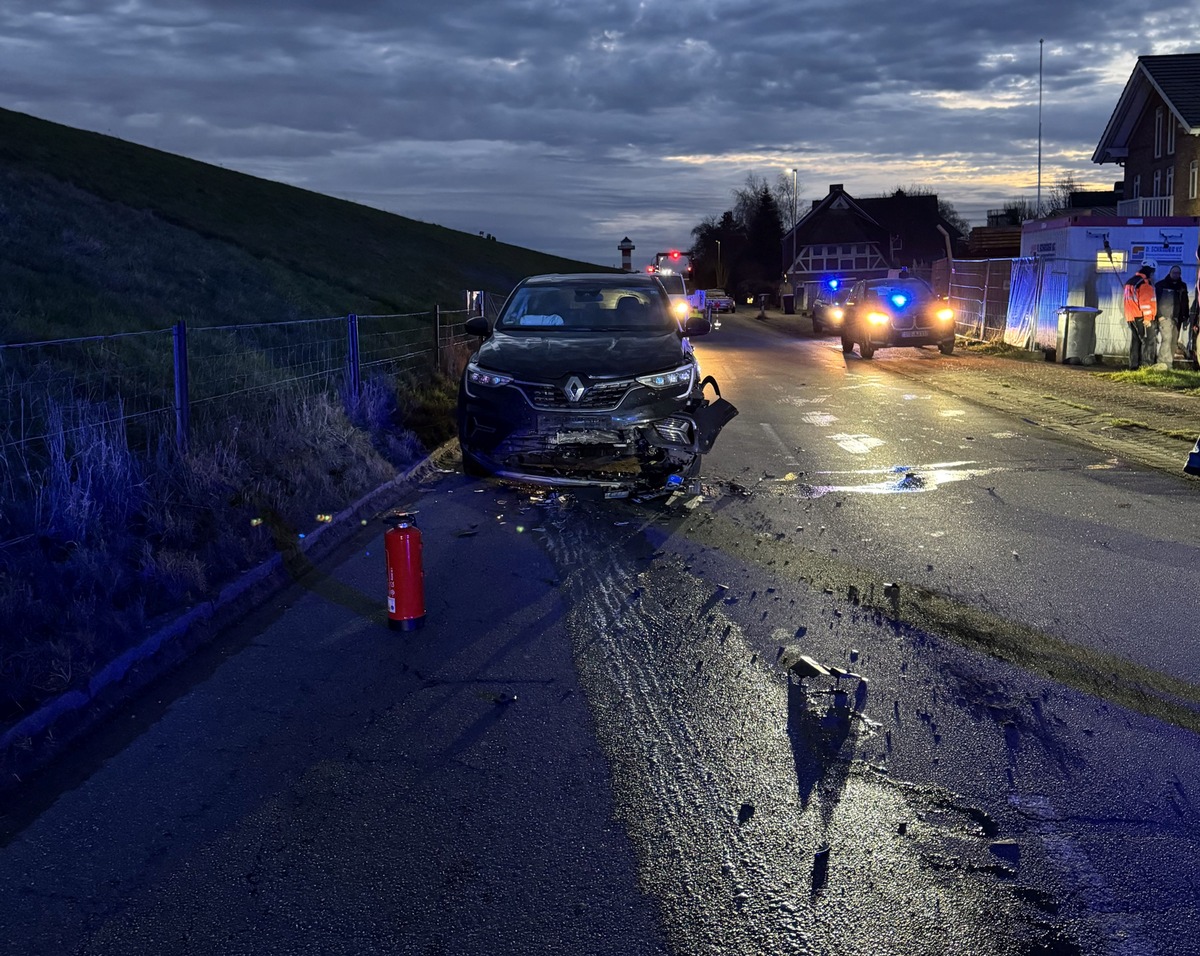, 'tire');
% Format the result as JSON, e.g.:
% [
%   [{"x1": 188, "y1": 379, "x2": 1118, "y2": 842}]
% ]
[
  {"x1": 841, "y1": 332, "x2": 854, "y2": 354},
  {"x1": 860, "y1": 339, "x2": 875, "y2": 359},
  {"x1": 938, "y1": 338, "x2": 955, "y2": 355},
  {"x1": 460, "y1": 444, "x2": 490, "y2": 478},
  {"x1": 812, "y1": 318, "x2": 823, "y2": 336}
]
